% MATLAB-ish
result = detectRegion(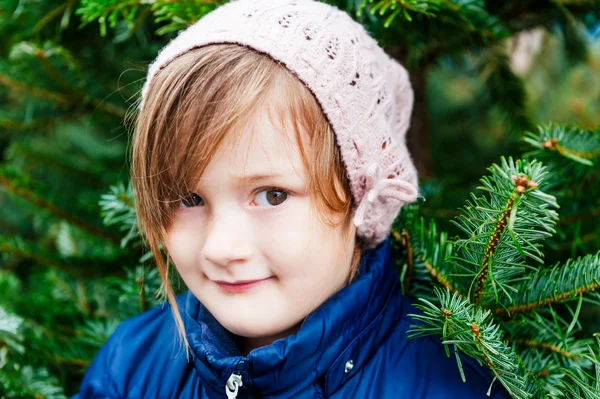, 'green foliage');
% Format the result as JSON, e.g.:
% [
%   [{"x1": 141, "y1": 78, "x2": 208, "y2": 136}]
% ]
[
  {"x1": 0, "y1": 0, "x2": 599, "y2": 397},
  {"x1": 399, "y1": 125, "x2": 600, "y2": 397},
  {"x1": 559, "y1": 335, "x2": 600, "y2": 399},
  {"x1": 76, "y1": 0, "x2": 226, "y2": 38},
  {"x1": 408, "y1": 288, "x2": 532, "y2": 397},
  {"x1": 451, "y1": 157, "x2": 559, "y2": 306},
  {"x1": 523, "y1": 123, "x2": 600, "y2": 169}
]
